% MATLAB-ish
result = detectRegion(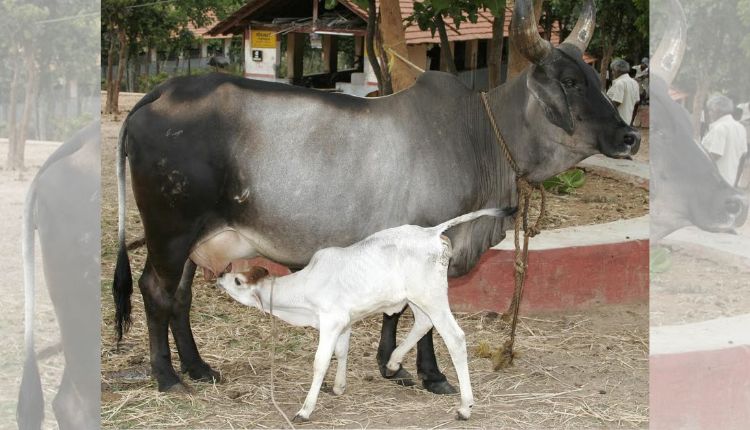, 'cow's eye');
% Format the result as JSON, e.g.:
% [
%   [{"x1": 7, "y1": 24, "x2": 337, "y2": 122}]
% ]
[
  {"x1": 235, "y1": 277, "x2": 241, "y2": 286},
  {"x1": 562, "y1": 78, "x2": 576, "y2": 88}
]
